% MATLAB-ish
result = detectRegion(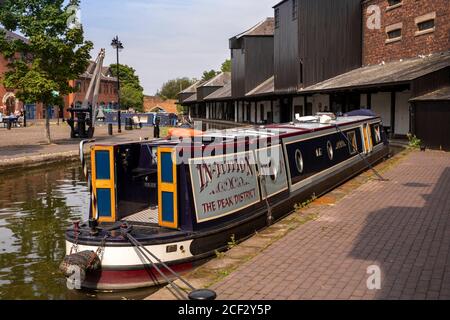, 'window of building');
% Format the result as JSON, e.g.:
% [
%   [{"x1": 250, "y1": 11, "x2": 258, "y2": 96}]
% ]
[
  {"x1": 292, "y1": 0, "x2": 298, "y2": 20},
  {"x1": 75, "y1": 81, "x2": 82, "y2": 92},
  {"x1": 415, "y1": 12, "x2": 436, "y2": 36},
  {"x1": 385, "y1": 22, "x2": 402, "y2": 43},
  {"x1": 386, "y1": 0, "x2": 402, "y2": 10},
  {"x1": 275, "y1": 8, "x2": 280, "y2": 29},
  {"x1": 387, "y1": 29, "x2": 401, "y2": 39}
]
